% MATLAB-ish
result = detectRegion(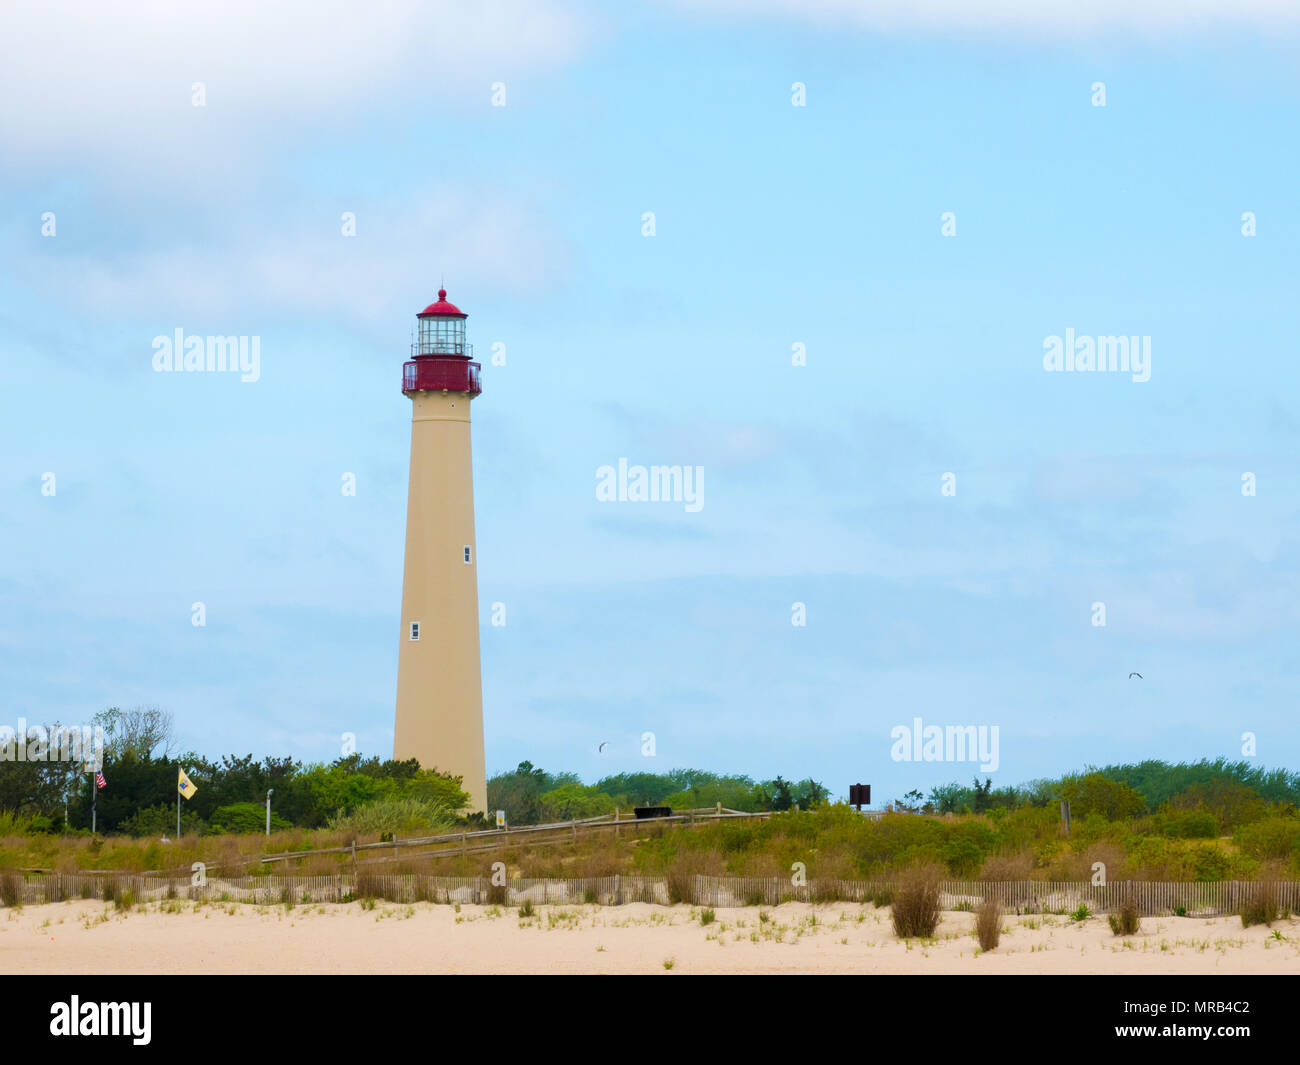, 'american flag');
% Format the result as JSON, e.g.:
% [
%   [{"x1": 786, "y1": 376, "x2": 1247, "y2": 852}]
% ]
[{"x1": 95, "y1": 771, "x2": 107, "y2": 790}]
